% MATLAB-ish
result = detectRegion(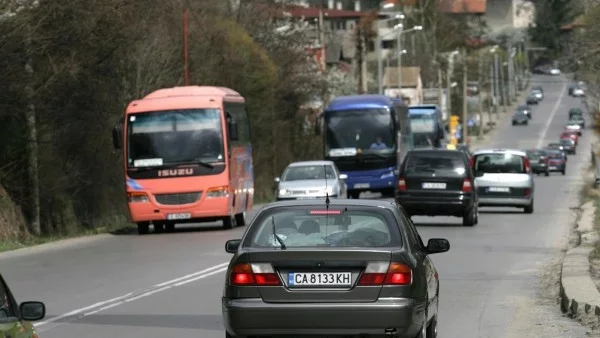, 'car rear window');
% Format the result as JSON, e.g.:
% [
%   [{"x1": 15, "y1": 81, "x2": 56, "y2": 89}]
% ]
[
  {"x1": 473, "y1": 153, "x2": 526, "y2": 174},
  {"x1": 526, "y1": 151, "x2": 544, "y2": 160},
  {"x1": 404, "y1": 151, "x2": 467, "y2": 176},
  {"x1": 560, "y1": 138, "x2": 574, "y2": 145},
  {"x1": 244, "y1": 207, "x2": 402, "y2": 249}
]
